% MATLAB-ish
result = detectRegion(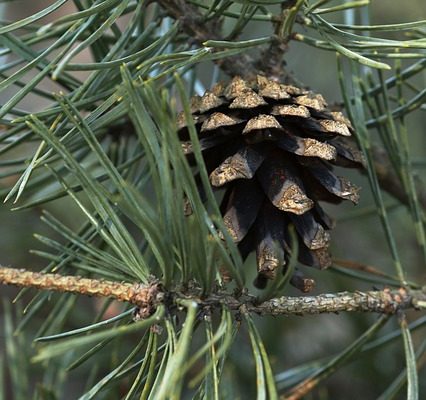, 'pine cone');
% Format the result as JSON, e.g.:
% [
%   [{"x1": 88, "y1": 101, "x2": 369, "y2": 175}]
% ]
[{"x1": 178, "y1": 76, "x2": 363, "y2": 288}]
